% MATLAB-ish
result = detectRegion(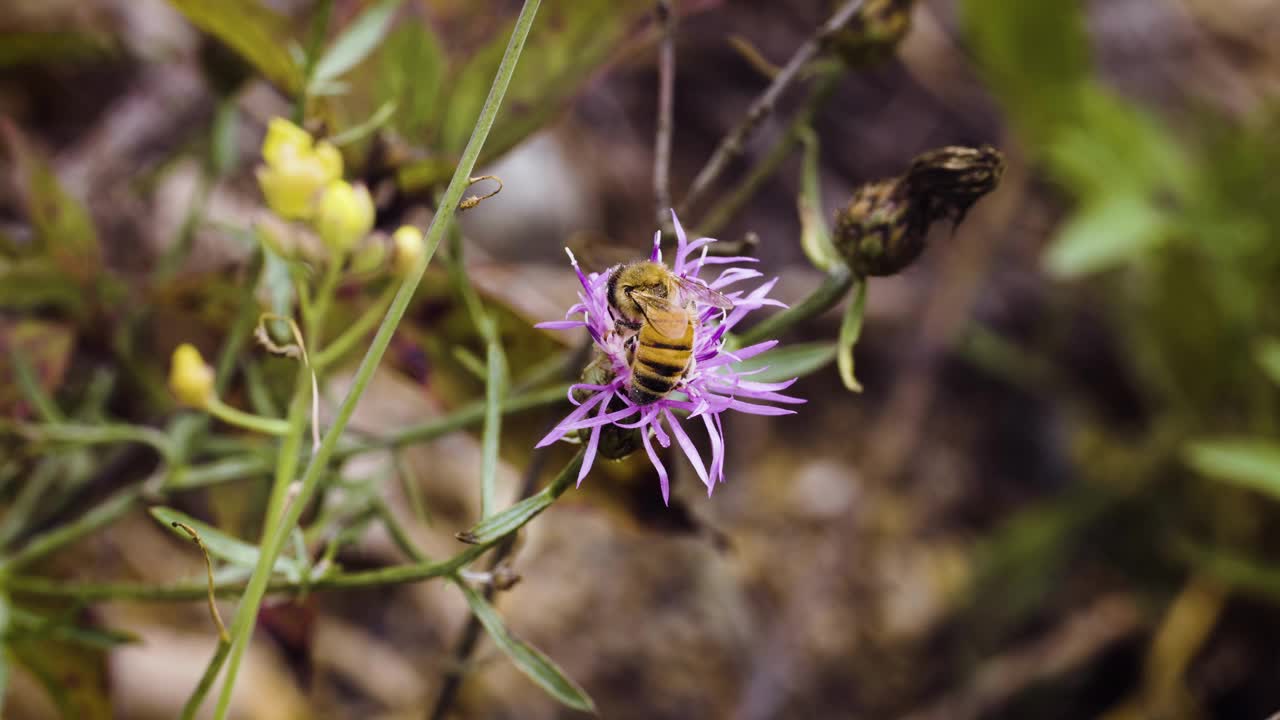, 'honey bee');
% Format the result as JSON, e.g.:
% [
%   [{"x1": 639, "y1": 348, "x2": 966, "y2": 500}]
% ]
[{"x1": 606, "y1": 261, "x2": 733, "y2": 404}]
